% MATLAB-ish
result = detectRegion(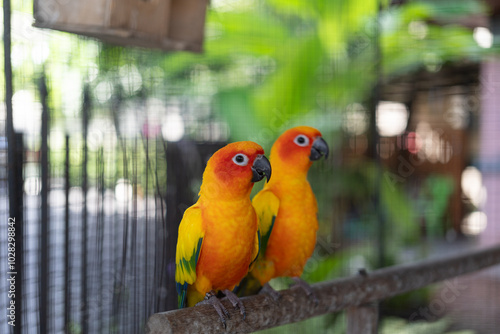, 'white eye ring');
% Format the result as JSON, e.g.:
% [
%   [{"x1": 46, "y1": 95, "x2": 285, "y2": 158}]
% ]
[
  {"x1": 294, "y1": 134, "x2": 309, "y2": 147},
  {"x1": 232, "y1": 153, "x2": 249, "y2": 166}
]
